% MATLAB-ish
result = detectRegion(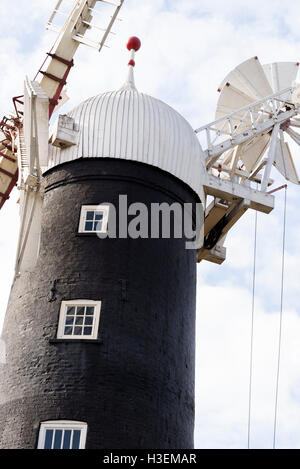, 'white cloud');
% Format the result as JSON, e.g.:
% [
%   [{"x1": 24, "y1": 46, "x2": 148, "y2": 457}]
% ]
[
  {"x1": 195, "y1": 284, "x2": 300, "y2": 449},
  {"x1": 1, "y1": 0, "x2": 300, "y2": 449}
]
